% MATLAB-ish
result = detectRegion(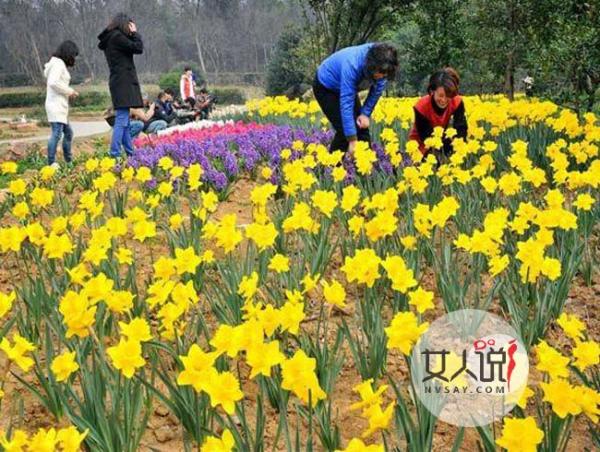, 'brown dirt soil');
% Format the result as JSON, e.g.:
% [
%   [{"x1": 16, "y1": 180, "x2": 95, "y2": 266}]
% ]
[{"x1": 0, "y1": 169, "x2": 597, "y2": 452}]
